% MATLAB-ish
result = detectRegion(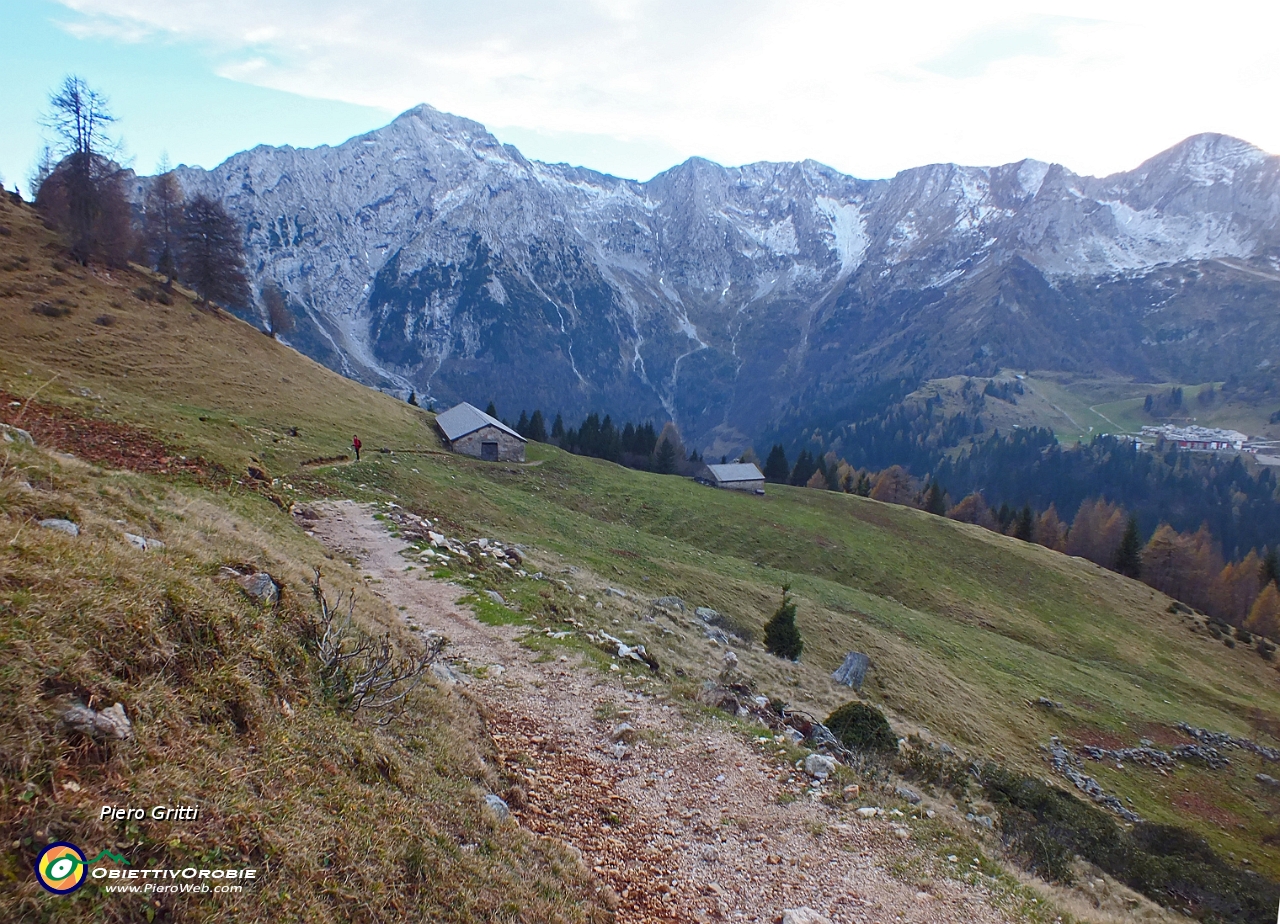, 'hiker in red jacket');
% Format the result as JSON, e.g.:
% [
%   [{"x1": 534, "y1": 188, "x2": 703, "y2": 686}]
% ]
[{"x1": 352, "y1": 435, "x2": 362, "y2": 461}]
